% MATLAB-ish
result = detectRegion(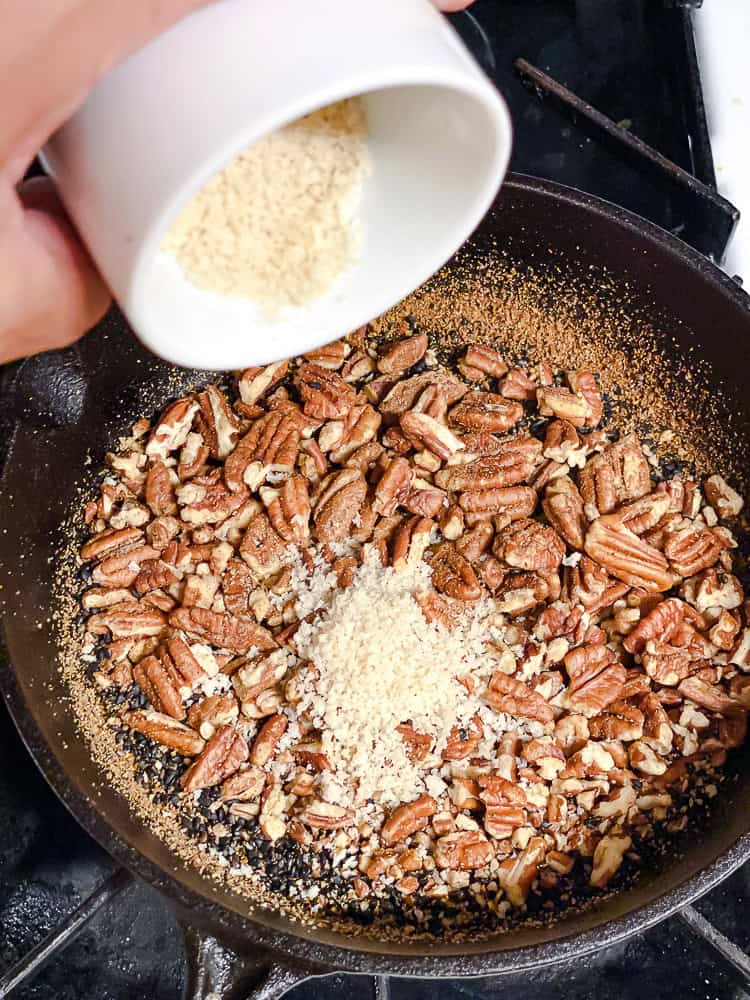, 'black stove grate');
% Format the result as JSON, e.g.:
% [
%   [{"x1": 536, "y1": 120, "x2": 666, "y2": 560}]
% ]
[{"x1": 0, "y1": 2, "x2": 746, "y2": 998}]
